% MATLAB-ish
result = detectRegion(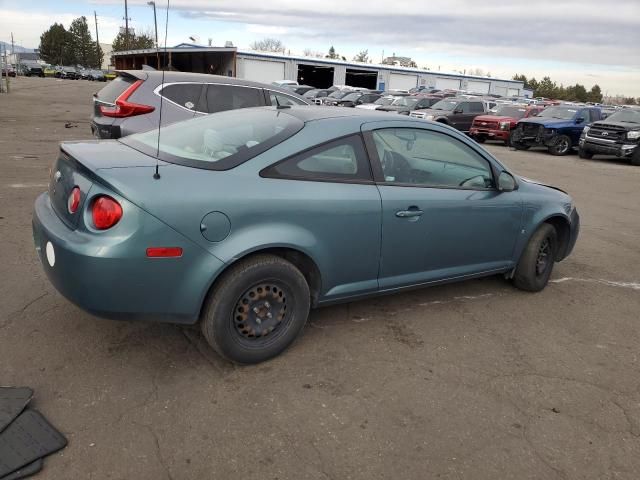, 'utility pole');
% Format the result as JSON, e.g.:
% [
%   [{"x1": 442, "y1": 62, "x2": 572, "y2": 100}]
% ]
[
  {"x1": 124, "y1": 0, "x2": 130, "y2": 50},
  {"x1": 94, "y1": 11, "x2": 100, "y2": 69},
  {"x1": 147, "y1": 1, "x2": 159, "y2": 68}
]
